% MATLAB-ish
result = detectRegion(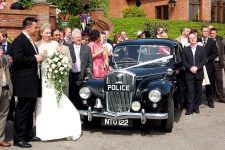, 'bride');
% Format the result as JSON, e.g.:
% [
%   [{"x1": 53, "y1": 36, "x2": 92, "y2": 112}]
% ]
[{"x1": 35, "y1": 23, "x2": 82, "y2": 141}]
